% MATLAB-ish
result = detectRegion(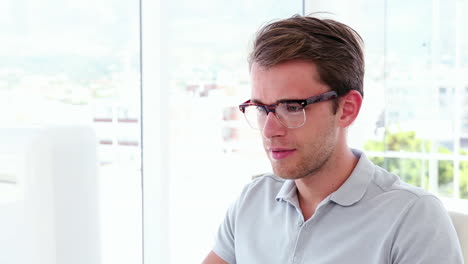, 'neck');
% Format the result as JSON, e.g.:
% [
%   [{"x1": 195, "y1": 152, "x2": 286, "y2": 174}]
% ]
[{"x1": 295, "y1": 144, "x2": 358, "y2": 220}]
